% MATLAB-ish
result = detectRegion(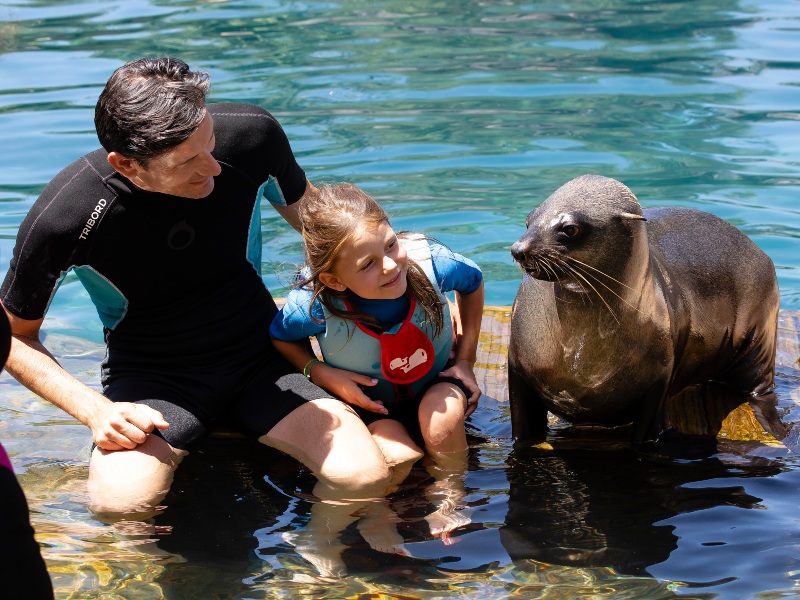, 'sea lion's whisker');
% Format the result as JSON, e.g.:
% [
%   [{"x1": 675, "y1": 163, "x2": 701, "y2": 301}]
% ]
[
  {"x1": 561, "y1": 262, "x2": 620, "y2": 322},
  {"x1": 538, "y1": 256, "x2": 563, "y2": 280},
  {"x1": 527, "y1": 254, "x2": 557, "y2": 280},
  {"x1": 567, "y1": 257, "x2": 636, "y2": 292},
  {"x1": 553, "y1": 258, "x2": 594, "y2": 304},
  {"x1": 567, "y1": 260, "x2": 644, "y2": 316}
]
